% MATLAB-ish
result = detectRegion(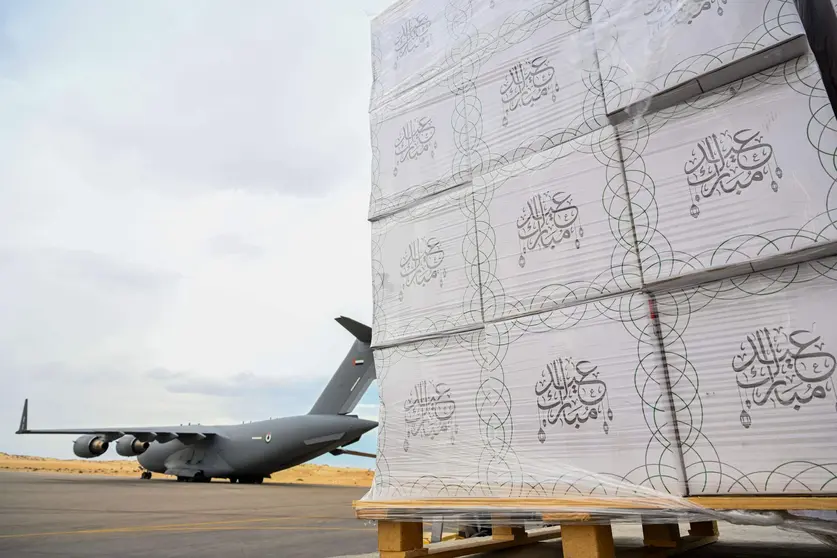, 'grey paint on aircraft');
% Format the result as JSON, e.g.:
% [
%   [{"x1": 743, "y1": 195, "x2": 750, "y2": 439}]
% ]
[{"x1": 15, "y1": 316, "x2": 379, "y2": 484}]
